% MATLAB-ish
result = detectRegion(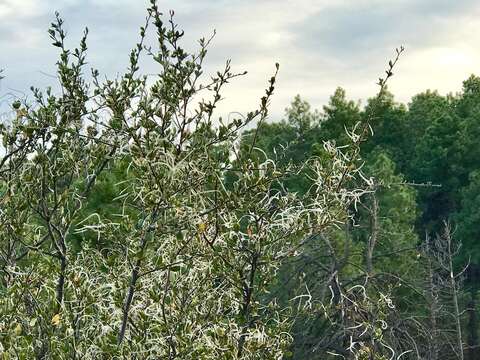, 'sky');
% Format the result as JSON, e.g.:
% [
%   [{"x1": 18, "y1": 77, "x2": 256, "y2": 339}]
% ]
[{"x1": 1, "y1": 0, "x2": 480, "y2": 121}]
